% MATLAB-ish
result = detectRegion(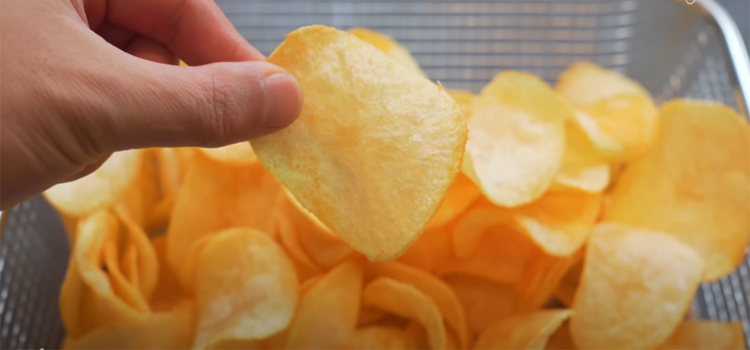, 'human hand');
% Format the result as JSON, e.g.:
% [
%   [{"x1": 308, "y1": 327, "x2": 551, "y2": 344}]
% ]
[{"x1": 0, "y1": 0, "x2": 303, "y2": 209}]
